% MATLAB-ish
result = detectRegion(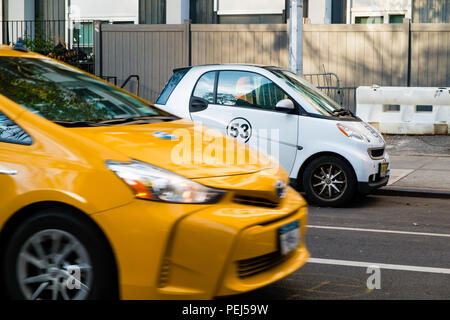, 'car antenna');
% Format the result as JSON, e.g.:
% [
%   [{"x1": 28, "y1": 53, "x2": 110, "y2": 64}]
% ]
[{"x1": 13, "y1": 37, "x2": 28, "y2": 52}]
